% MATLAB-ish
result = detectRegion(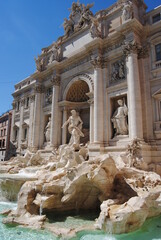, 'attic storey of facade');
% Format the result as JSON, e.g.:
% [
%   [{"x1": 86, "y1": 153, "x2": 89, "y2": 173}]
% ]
[{"x1": 11, "y1": 0, "x2": 161, "y2": 174}]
